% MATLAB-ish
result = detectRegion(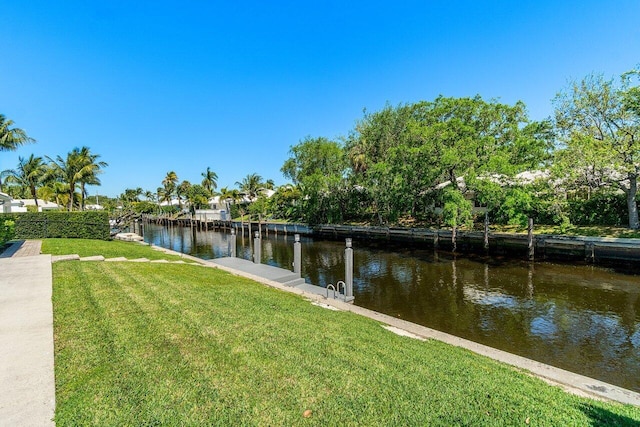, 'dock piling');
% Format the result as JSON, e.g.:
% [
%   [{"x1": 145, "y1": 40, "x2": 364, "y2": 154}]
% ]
[
  {"x1": 345, "y1": 238, "x2": 353, "y2": 299},
  {"x1": 253, "y1": 231, "x2": 261, "y2": 263},
  {"x1": 293, "y1": 234, "x2": 301, "y2": 275}
]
